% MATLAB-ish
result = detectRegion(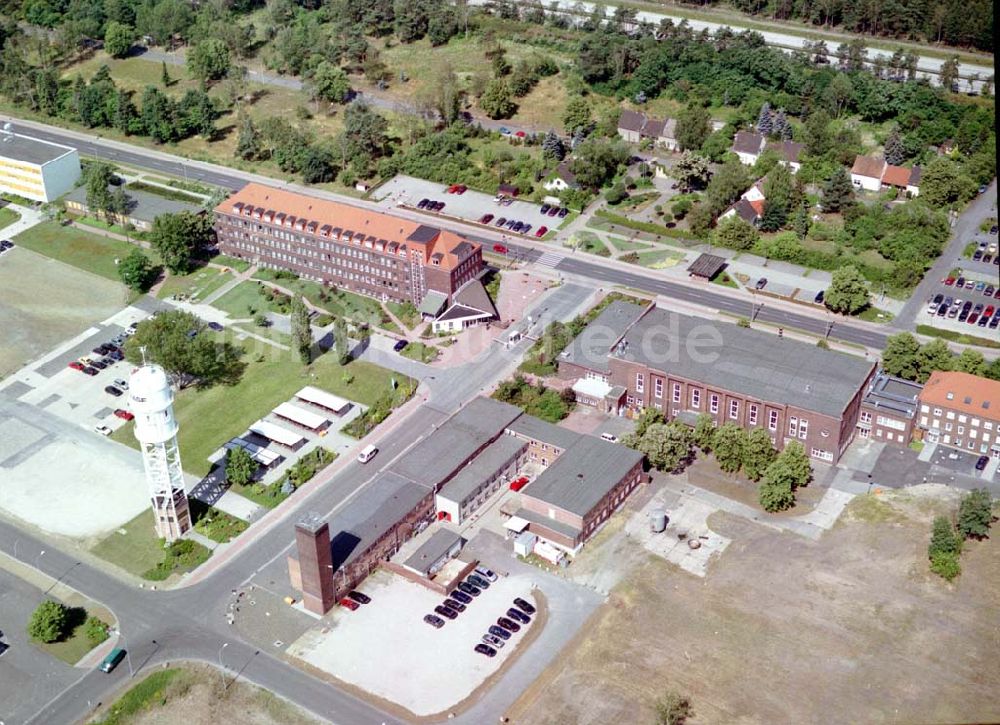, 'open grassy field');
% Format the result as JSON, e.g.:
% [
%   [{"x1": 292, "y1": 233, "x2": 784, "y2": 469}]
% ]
[
  {"x1": 251, "y1": 270, "x2": 390, "y2": 328},
  {"x1": 606, "y1": 235, "x2": 653, "y2": 253},
  {"x1": 629, "y1": 249, "x2": 685, "y2": 270},
  {"x1": 90, "y1": 510, "x2": 171, "y2": 579},
  {"x1": 90, "y1": 663, "x2": 320, "y2": 725},
  {"x1": 0, "y1": 206, "x2": 21, "y2": 231},
  {"x1": 156, "y1": 266, "x2": 235, "y2": 302},
  {"x1": 111, "y1": 355, "x2": 413, "y2": 476},
  {"x1": 12, "y1": 221, "x2": 149, "y2": 281},
  {"x1": 211, "y1": 280, "x2": 272, "y2": 319},
  {"x1": 564, "y1": 231, "x2": 610, "y2": 256},
  {"x1": 510, "y1": 485, "x2": 1000, "y2": 725}
]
